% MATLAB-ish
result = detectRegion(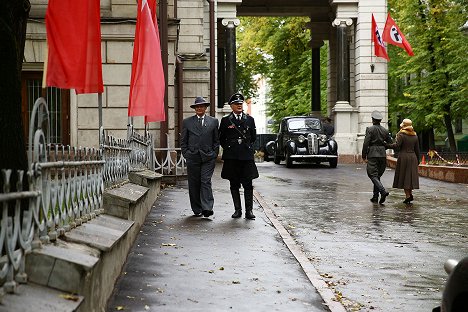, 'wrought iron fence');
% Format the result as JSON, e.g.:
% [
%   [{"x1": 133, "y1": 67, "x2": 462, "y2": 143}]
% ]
[
  {"x1": 0, "y1": 97, "x2": 168, "y2": 298},
  {"x1": 101, "y1": 129, "x2": 131, "y2": 189},
  {"x1": 153, "y1": 147, "x2": 187, "y2": 176}
]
